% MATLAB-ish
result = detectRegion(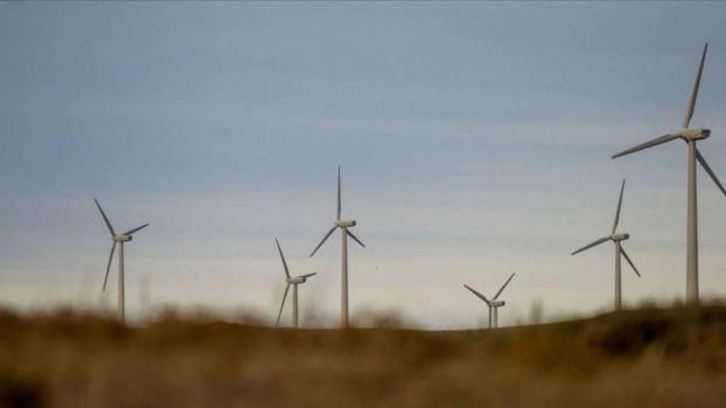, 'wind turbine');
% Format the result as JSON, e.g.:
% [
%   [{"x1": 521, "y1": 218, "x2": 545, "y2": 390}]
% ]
[
  {"x1": 139, "y1": 274, "x2": 151, "y2": 313},
  {"x1": 309, "y1": 166, "x2": 365, "y2": 328},
  {"x1": 94, "y1": 198, "x2": 149, "y2": 323},
  {"x1": 571, "y1": 179, "x2": 641, "y2": 311},
  {"x1": 274, "y1": 238, "x2": 316, "y2": 328},
  {"x1": 463, "y1": 273, "x2": 515, "y2": 329},
  {"x1": 612, "y1": 43, "x2": 726, "y2": 304}
]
